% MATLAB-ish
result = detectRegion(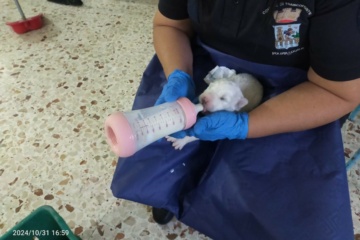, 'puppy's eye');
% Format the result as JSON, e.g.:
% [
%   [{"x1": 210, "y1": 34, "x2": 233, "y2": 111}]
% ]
[{"x1": 220, "y1": 96, "x2": 226, "y2": 101}]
